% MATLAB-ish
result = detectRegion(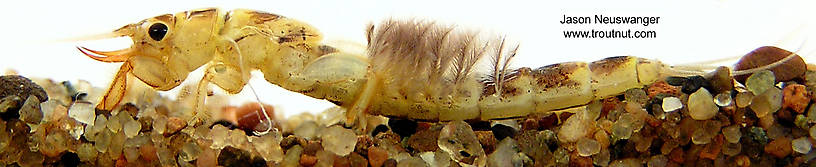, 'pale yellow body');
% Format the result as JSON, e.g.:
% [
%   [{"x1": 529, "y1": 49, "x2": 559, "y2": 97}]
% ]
[{"x1": 80, "y1": 8, "x2": 671, "y2": 123}]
